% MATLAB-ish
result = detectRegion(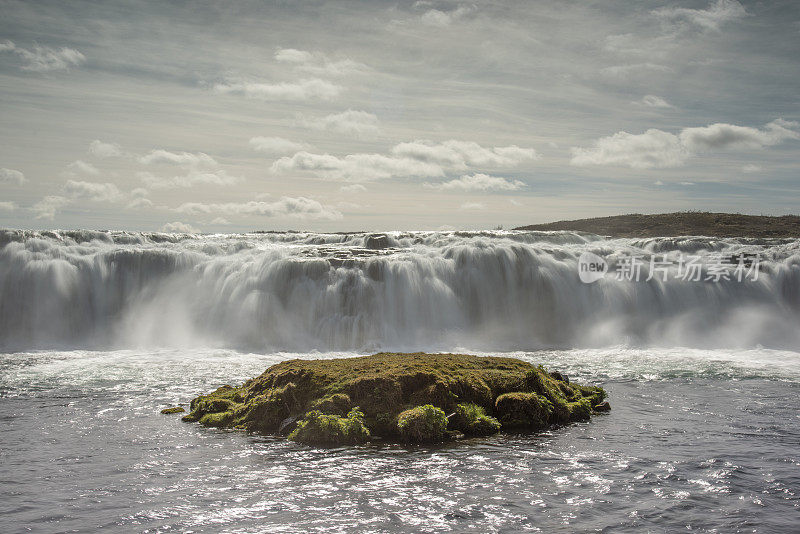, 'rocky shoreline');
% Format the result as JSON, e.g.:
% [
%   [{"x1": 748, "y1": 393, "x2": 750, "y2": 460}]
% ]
[{"x1": 179, "y1": 352, "x2": 608, "y2": 445}]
